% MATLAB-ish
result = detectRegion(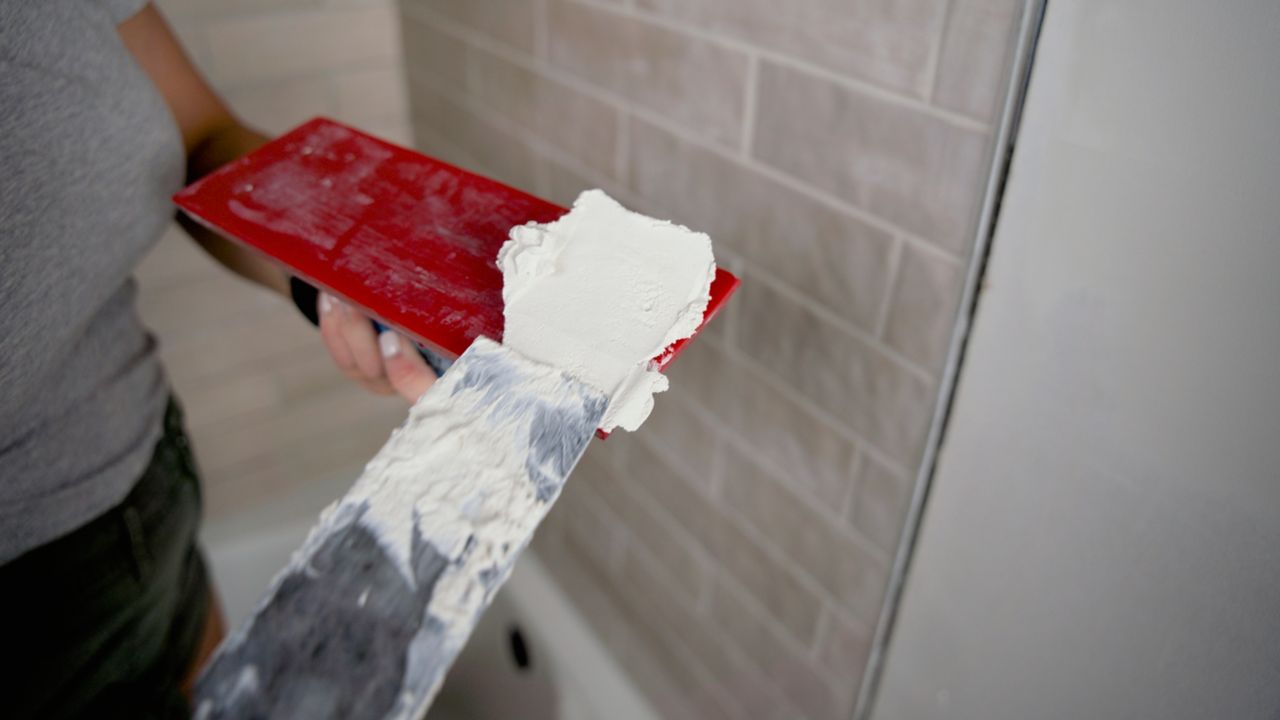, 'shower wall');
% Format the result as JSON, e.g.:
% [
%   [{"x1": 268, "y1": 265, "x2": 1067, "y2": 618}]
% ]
[{"x1": 398, "y1": 1, "x2": 1024, "y2": 717}]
